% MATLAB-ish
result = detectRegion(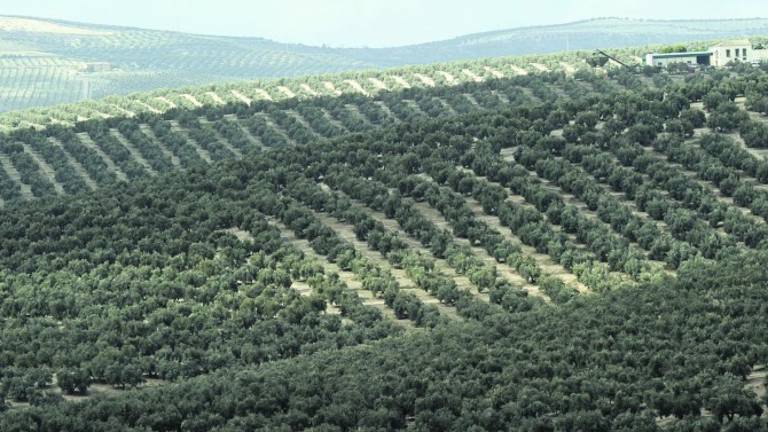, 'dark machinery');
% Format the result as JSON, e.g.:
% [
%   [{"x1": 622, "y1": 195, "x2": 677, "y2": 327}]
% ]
[{"x1": 587, "y1": 49, "x2": 634, "y2": 69}]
